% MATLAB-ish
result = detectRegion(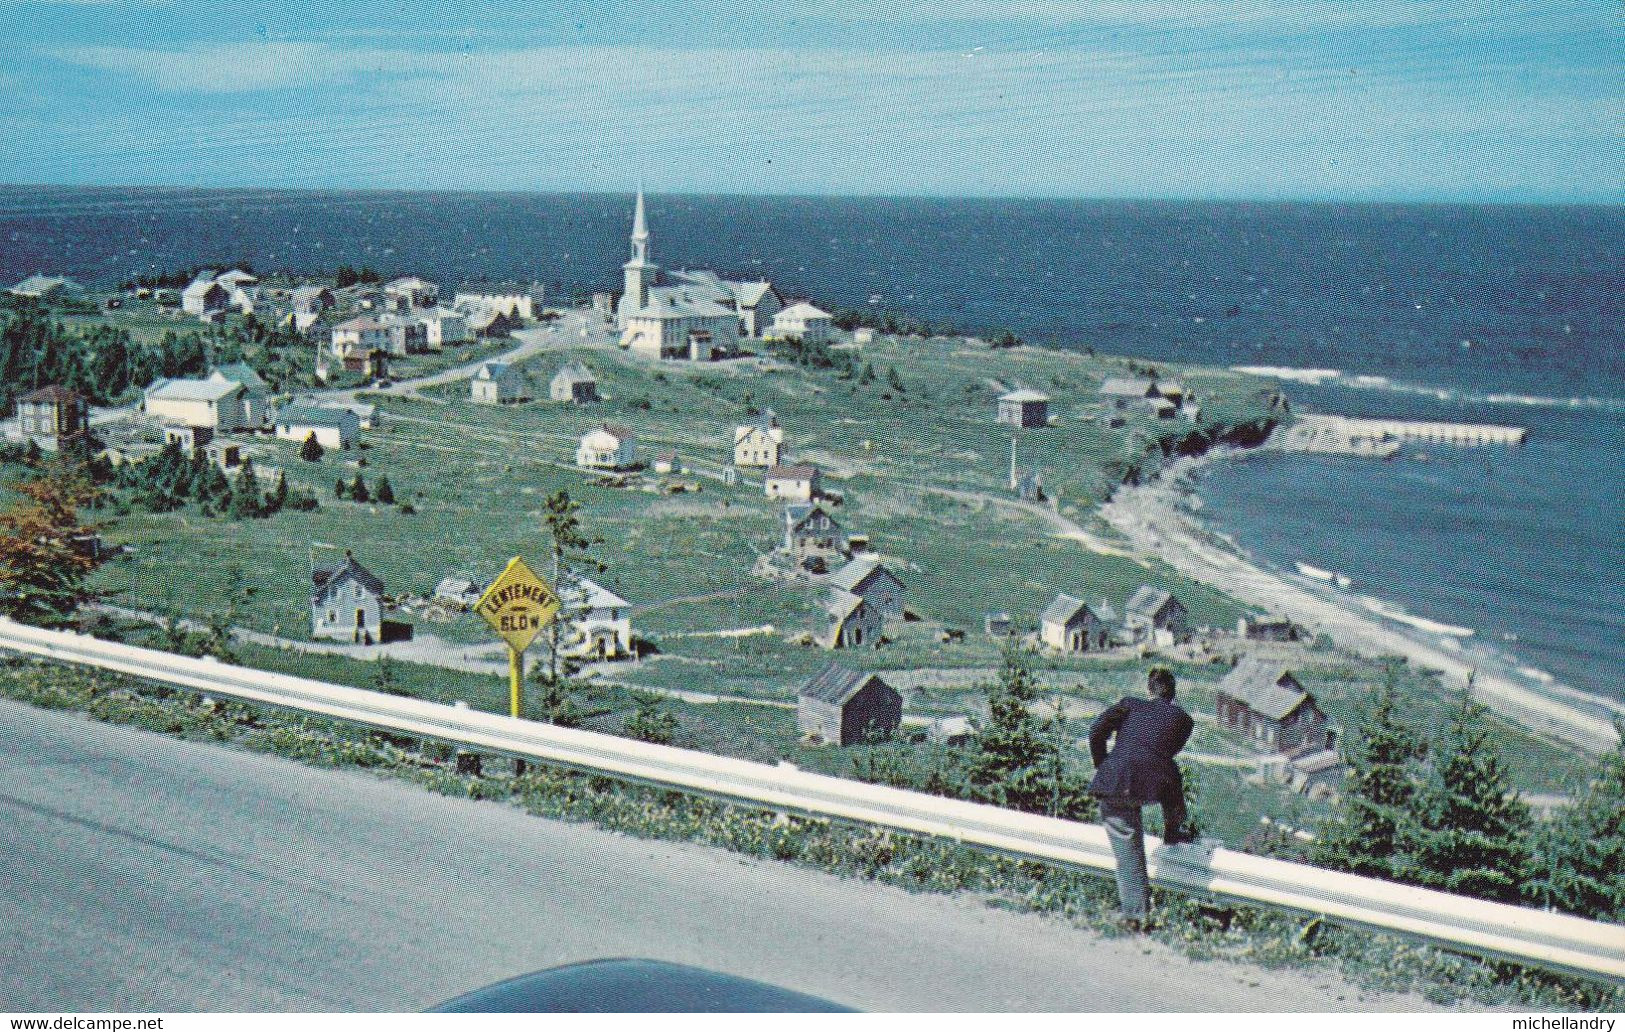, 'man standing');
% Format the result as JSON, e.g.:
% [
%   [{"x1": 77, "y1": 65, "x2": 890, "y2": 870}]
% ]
[{"x1": 1088, "y1": 667, "x2": 1196, "y2": 929}]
